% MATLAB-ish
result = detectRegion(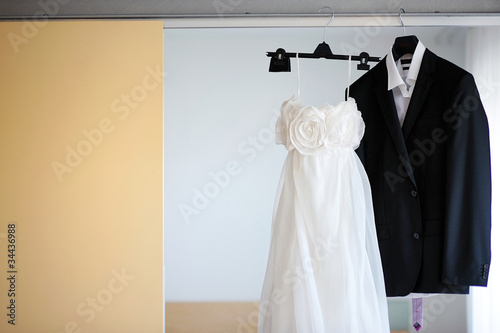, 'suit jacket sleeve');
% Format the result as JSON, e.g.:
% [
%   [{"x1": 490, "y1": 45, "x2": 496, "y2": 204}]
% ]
[{"x1": 442, "y1": 73, "x2": 491, "y2": 286}]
